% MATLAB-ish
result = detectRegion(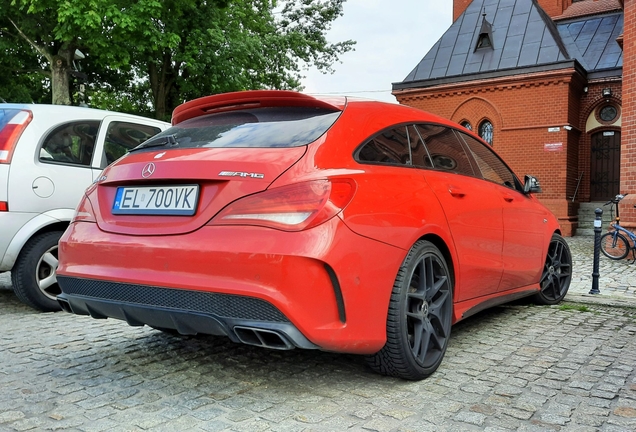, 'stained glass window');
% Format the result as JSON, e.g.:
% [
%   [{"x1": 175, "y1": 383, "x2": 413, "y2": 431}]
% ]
[{"x1": 479, "y1": 120, "x2": 493, "y2": 146}]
